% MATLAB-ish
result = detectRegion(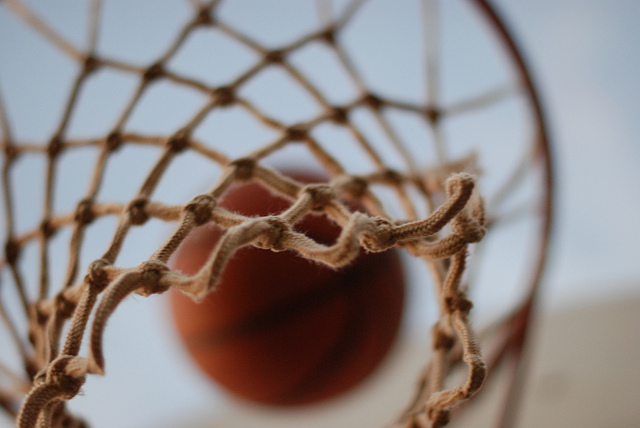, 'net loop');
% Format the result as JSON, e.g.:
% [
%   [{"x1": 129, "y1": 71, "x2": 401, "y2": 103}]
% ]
[
  {"x1": 405, "y1": 173, "x2": 476, "y2": 238},
  {"x1": 299, "y1": 210, "x2": 367, "y2": 267},
  {"x1": 172, "y1": 216, "x2": 288, "y2": 300},
  {"x1": 426, "y1": 345, "x2": 486, "y2": 417},
  {"x1": 89, "y1": 262, "x2": 170, "y2": 374},
  {"x1": 445, "y1": 173, "x2": 474, "y2": 204}
]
